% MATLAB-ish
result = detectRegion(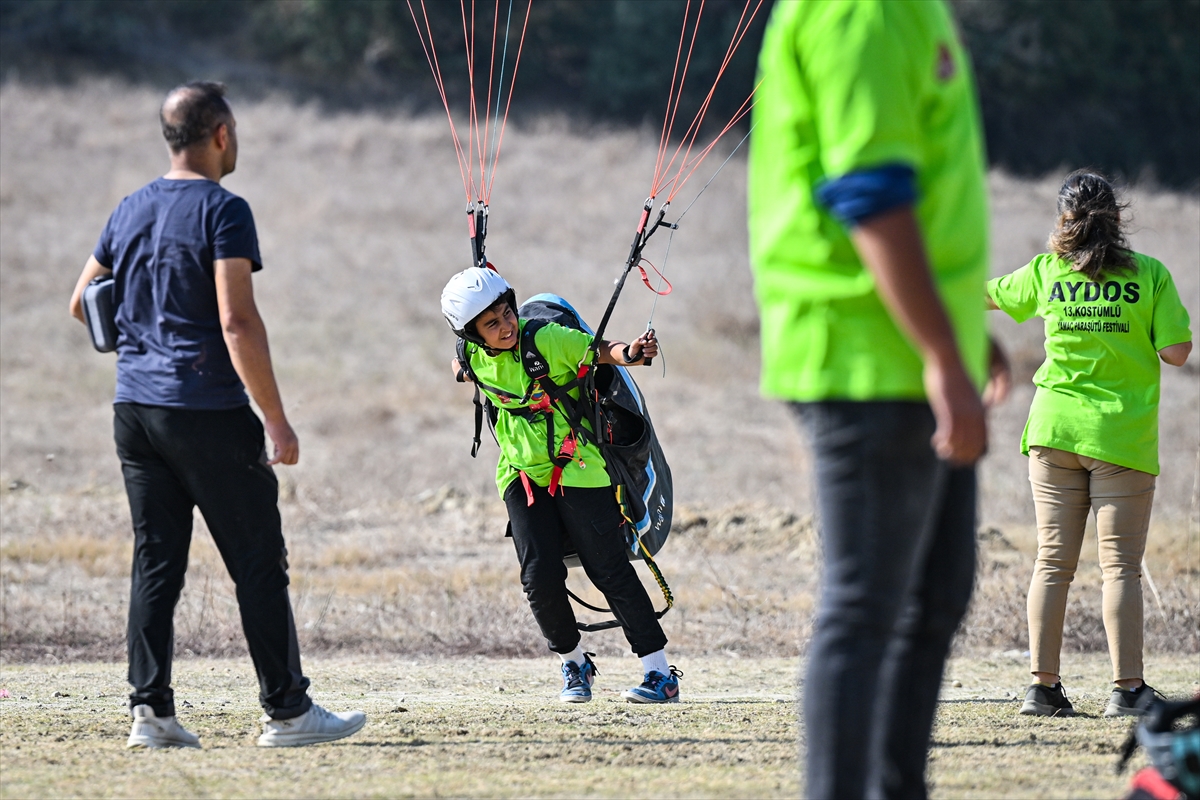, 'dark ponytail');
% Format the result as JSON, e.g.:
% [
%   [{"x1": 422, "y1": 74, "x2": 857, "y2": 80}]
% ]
[{"x1": 1047, "y1": 170, "x2": 1135, "y2": 281}]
